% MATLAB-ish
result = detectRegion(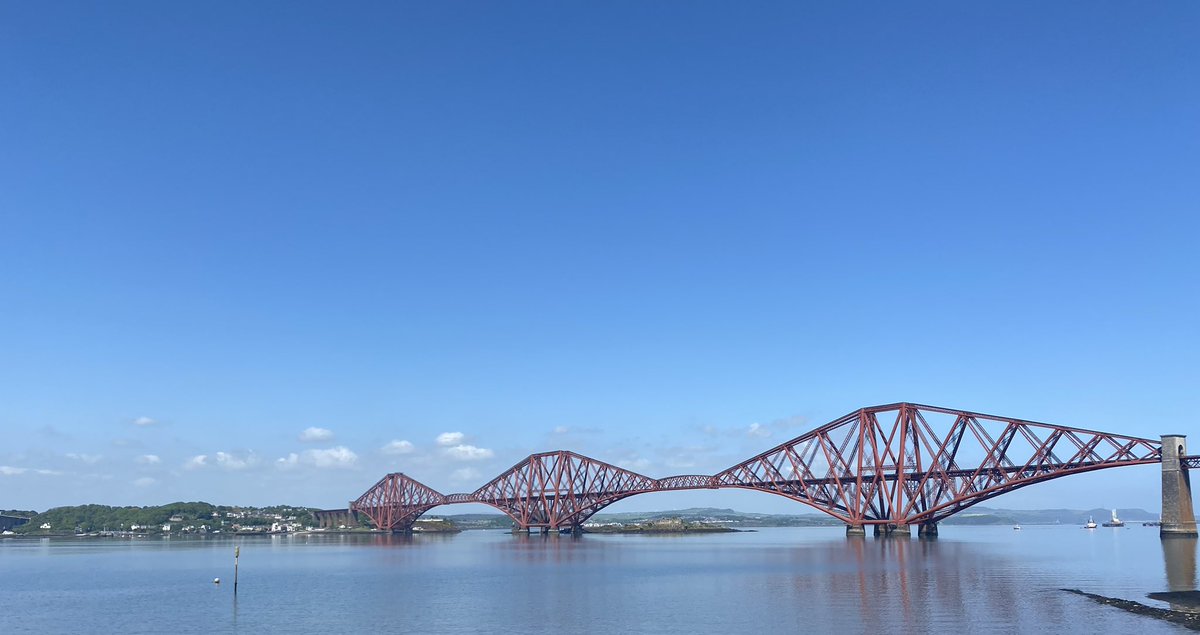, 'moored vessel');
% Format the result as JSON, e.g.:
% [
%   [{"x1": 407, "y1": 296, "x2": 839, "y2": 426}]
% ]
[{"x1": 1101, "y1": 509, "x2": 1124, "y2": 528}]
